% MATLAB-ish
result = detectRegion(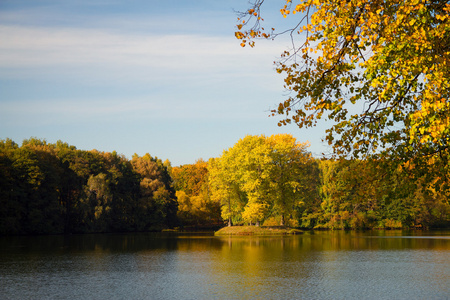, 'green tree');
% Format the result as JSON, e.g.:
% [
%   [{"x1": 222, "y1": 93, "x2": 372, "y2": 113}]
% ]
[
  {"x1": 83, "y1": 173, "x2": 112, "y2": 231},
  {"x1": 1, "y1": 140, "x2": 66, "y2": 234},
  {"x1": 0, "y1": 139, "x2": 23, "y2": 234},
  {"x1": 316, "y1": 159, "x2": 380, "y2": 229},
  {"x1": 1, "y1": 138, "x2": 183, "y2": 235},
  {"x1": 54, "y1": 141, "x2": 86, "y2": 233}
]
